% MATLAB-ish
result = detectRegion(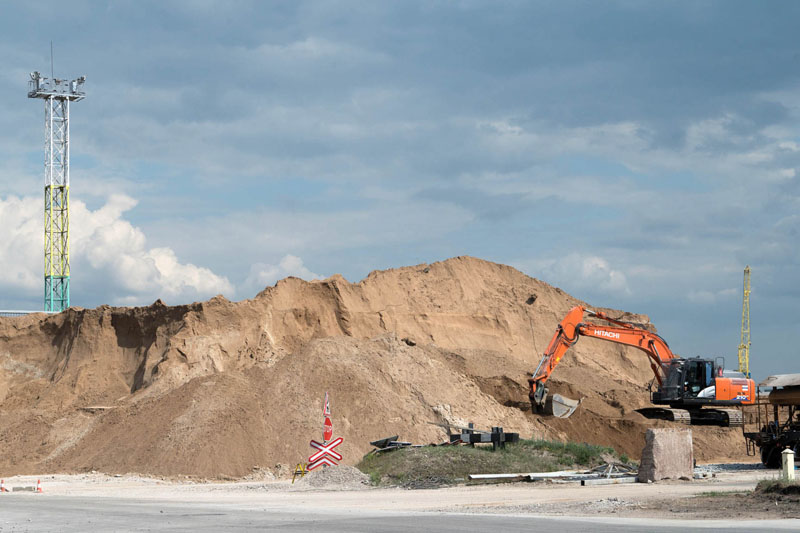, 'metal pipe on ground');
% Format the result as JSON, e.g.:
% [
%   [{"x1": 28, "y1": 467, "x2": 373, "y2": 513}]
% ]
[
  {"x1": 469, "y1": 470, "x2": 583, "y2": 481},
  {"x1": 580, "y1": 477, "x2": 638, "y2": 486}
]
